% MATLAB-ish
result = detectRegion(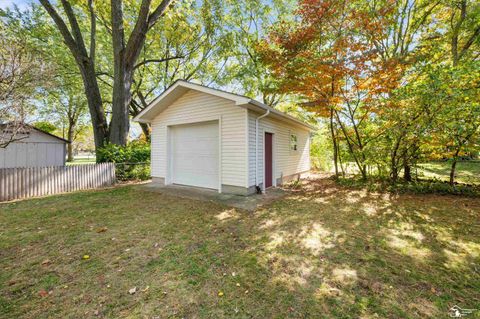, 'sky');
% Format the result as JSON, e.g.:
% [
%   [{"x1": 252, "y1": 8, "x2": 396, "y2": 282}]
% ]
[{"x1": 0, "y1": 0, "x2": 34, "y2": 10}]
